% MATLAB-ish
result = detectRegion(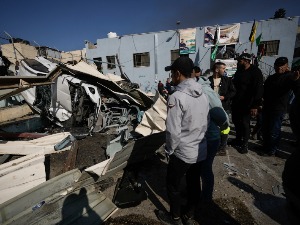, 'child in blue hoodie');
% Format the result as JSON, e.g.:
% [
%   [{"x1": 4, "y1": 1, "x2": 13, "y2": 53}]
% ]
[{"x1": 198, "y1": 76, "x2": 229, "y2": 205}]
